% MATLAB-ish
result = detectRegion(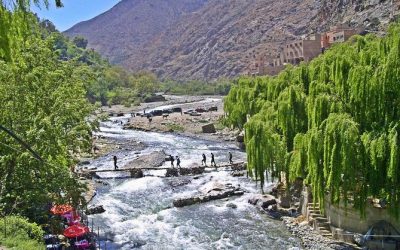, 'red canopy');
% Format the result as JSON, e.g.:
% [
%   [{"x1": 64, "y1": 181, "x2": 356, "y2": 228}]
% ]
[
  {"x1": 50, "y1": 204, "x2": 73, "y2": 215},
  {"x1": 63, "y1": 224, "x2": 90, "y2": 238}
]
